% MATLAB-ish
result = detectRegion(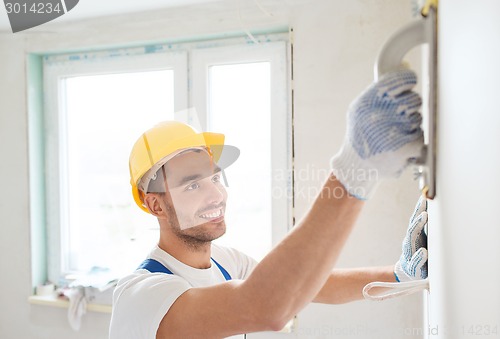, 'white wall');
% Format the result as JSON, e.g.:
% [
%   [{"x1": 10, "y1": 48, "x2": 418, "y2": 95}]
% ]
[
  {"x1": 426, "y1": 1, "x2": 500, "y2": 338},
  {"x1": 0, "y1": 1, "x2": 425, "y2": 338}
]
